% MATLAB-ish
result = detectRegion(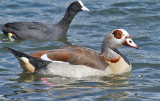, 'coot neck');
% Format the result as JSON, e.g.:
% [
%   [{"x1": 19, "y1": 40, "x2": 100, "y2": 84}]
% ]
[{"x1": 58, "y1": 7, "x2": 78, "y2": 25}]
